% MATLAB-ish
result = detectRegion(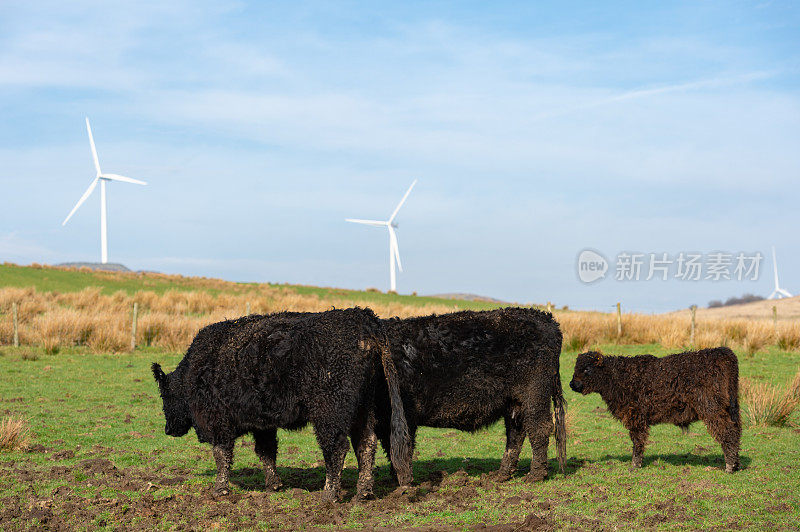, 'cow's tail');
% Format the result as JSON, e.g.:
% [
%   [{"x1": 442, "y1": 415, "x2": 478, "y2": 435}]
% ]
[
  {"x1": 552, "y1": 370, "x2": 567, "y2": 475},
  {"x1": 725, "y1": 348, "x2": 741, "y2": 430},
  {"x1": 378, "y1": 338, "x2": 413, "y2": 486}
]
